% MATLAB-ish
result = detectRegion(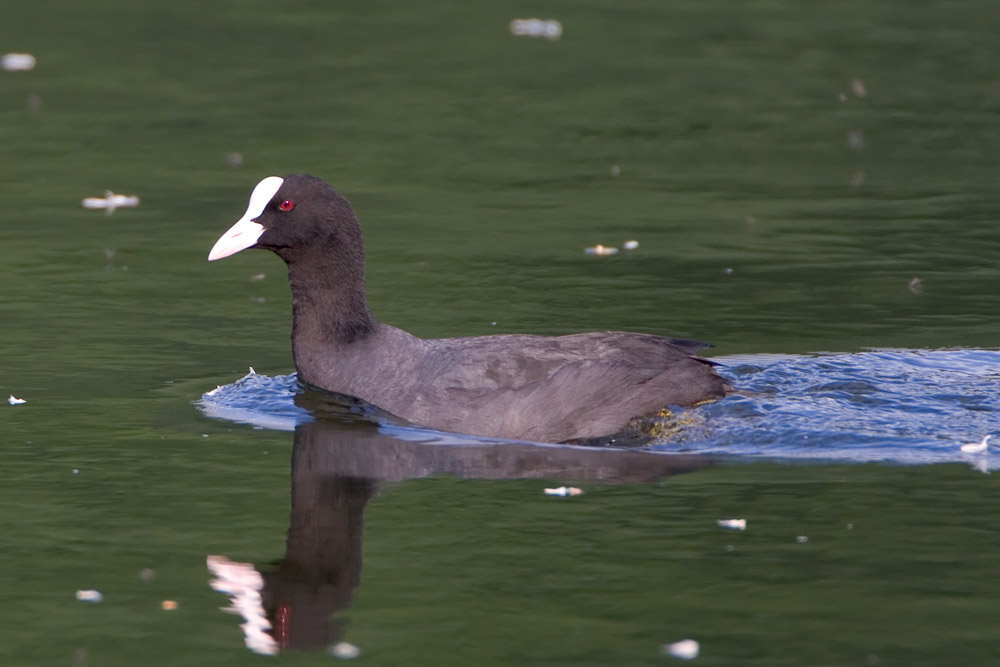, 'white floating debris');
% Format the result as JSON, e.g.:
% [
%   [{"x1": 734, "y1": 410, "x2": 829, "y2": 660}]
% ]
[
  {"x1": 717, "y1": 518, "x2": 746, "y2": 531},
  {"x1": 796, "y1": 535, "x2": 809, "y2": 543},
  {"x1": 584, "y1": 244, "x2": 618, "y2": 256},
  {"x1": 908, "y1": 277, "x2": 923, "y2": 295},
  {"x1": 662, "y1": 638, "x2": 700, "y2": 660},
  {"x1": 623, "y1": 240, "x2": 639, "y2": 250},
  {"x1": 8, "y1": 395, "x2": 26, "y2": 405},
  {"x1": 329, "y1": 642, "x2": 361, "y2": 659},
  {"x1": 81, "y1": 191, "x2": 140, "y2": 214},
  {"x1": 960, "y1": 434, "x2": 992, "y2": 454},
  {"x1": 75, "y1": 589, "x2": 103, "y2": 603},
  {"x1": 2, "y1": 53, "x2": 36, "y2": 71},
  {"x1": 610, "y1": 165, "x2": 621, "y2": 176},
  {"x1": 847, "y1": 129, "x2": 864, "y2": 149},
  {"x1": 509, "y1": 18, "x2": 562, "y2": 40},
  {"x1": 544, "y1": 486, "x2": 583, "y2": 497}
]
